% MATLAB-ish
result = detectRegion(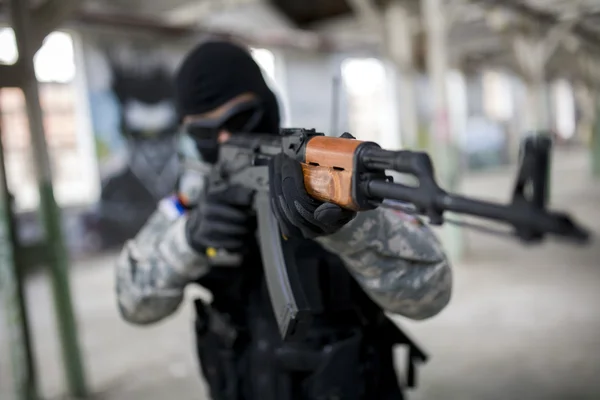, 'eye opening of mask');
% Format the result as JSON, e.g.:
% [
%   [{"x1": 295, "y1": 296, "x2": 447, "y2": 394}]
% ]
[
  {"x1": 183, "y1": 98, "x2": 264, "y2": 164},
  {"x1": 184, "y1": 98, "x2": 264, "y2": 143}
]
